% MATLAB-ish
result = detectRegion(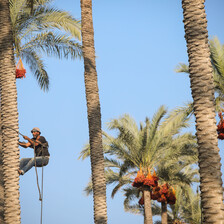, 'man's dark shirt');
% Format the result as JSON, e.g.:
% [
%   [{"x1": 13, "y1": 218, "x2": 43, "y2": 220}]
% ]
[{"x1": 31, "y1": 136, "x2": 50, "y2": 157}]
